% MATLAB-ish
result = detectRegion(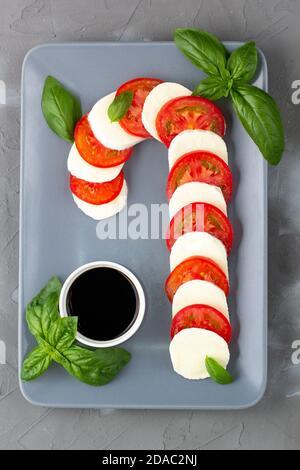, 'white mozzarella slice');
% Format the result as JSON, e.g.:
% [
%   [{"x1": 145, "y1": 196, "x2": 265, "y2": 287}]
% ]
[
  {"x1": 72, "y1": 179, "x2": 128, "y2": 220},
  {"x1": 169, "y1": 182, "x2": 227, "y2": 219},
  {"x1": 170, "y1": 231, "x2": 228, "y2": 278},
  {"x1": 141, "y1": 82, "x2": 192, "y2": 141},
  {"x1": 68, "y1": 144, "x2": 124, "y2": 183},
  {"x1": 88, "y1": 92, "x2": 145, "y2": 150},
  {"x1": 169, "y1": 328, "x2": 230, "y2": 380},
  {"x1": 168, "y1": 129, "x2": 228, "y2": 170},
  {"x1": 172, "y1": 280, "x2": 229, "y2": 321}
]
